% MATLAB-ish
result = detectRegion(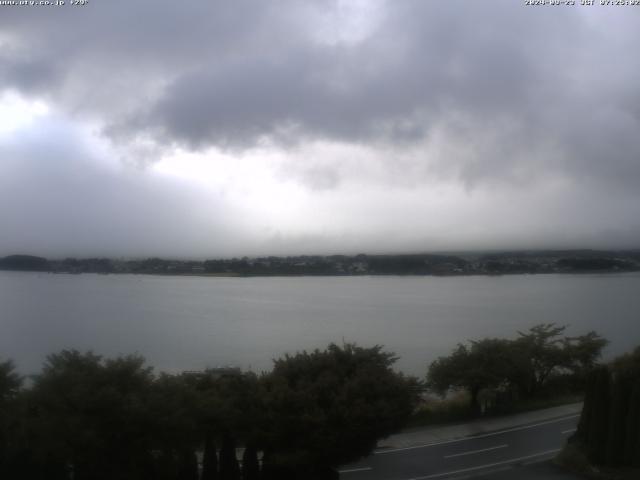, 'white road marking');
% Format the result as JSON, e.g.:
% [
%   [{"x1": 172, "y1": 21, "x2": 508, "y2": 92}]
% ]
[
  {"x1": 442, "y1": 465, "x2": 513, "y2": 480},
  {"x1": 338, "y1": 466, "x2": 372, "y2": 474},
  {"x1": 443, "y1": 444, "x2": 508, "y2": 459},
  {"x1": 561, "y1": 428, "x2": 576, "y2": 434},
  {"x1": 522, "y1": 457, "x2": 554, "y2": 466},
  {"x1": 375, "y1": 414, "x2": 579, "y2": 454},
  {"x1": 408, "y1": 448, "x2": 561, "y2": 479}
]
